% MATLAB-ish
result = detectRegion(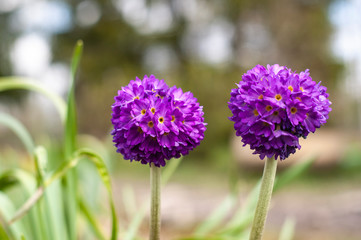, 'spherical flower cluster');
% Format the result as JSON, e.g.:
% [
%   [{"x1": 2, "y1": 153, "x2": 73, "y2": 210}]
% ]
[
  {"x1": 111, "y1": 75, "x2": 206, "y2": 167},
  {"x1": 228, "y1": 64, "x2": 331, "y2": 160}
]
